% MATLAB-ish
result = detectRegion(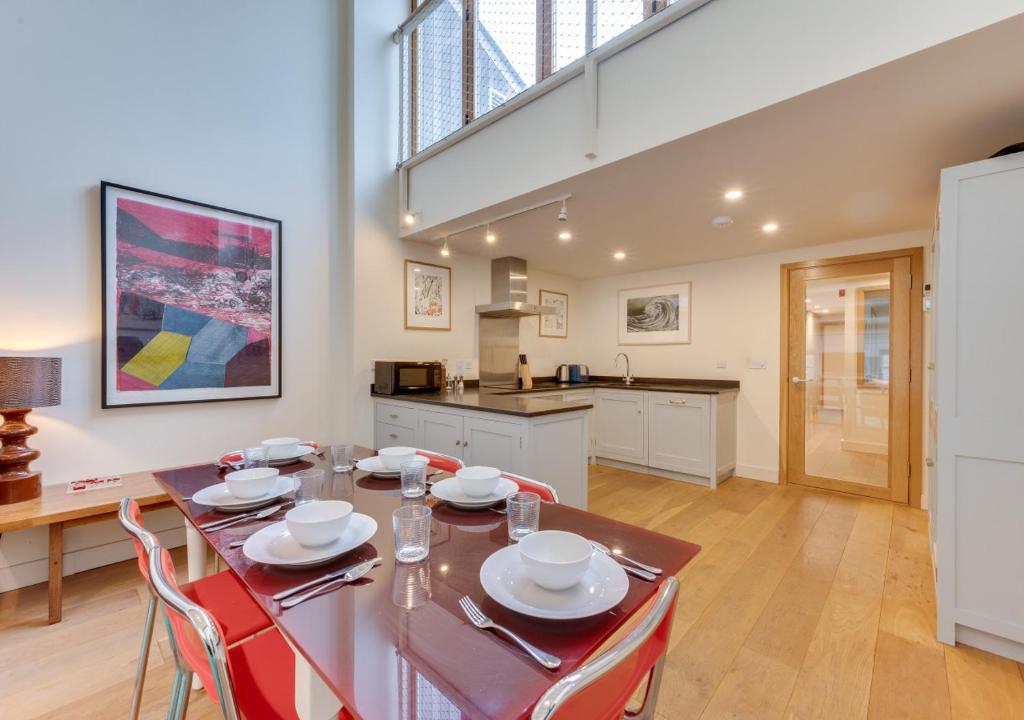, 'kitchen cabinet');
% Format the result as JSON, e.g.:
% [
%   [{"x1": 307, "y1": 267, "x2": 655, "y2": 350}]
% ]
[
  {"x1": 594, "y1": 390, "x2": 647, "y2": 463},
  {"x1": 593, "y1": 388, "x2": 736, "y2": 488},
  {"x1": 372, "y1": 399, "x2": 589, "y2": 507}
]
